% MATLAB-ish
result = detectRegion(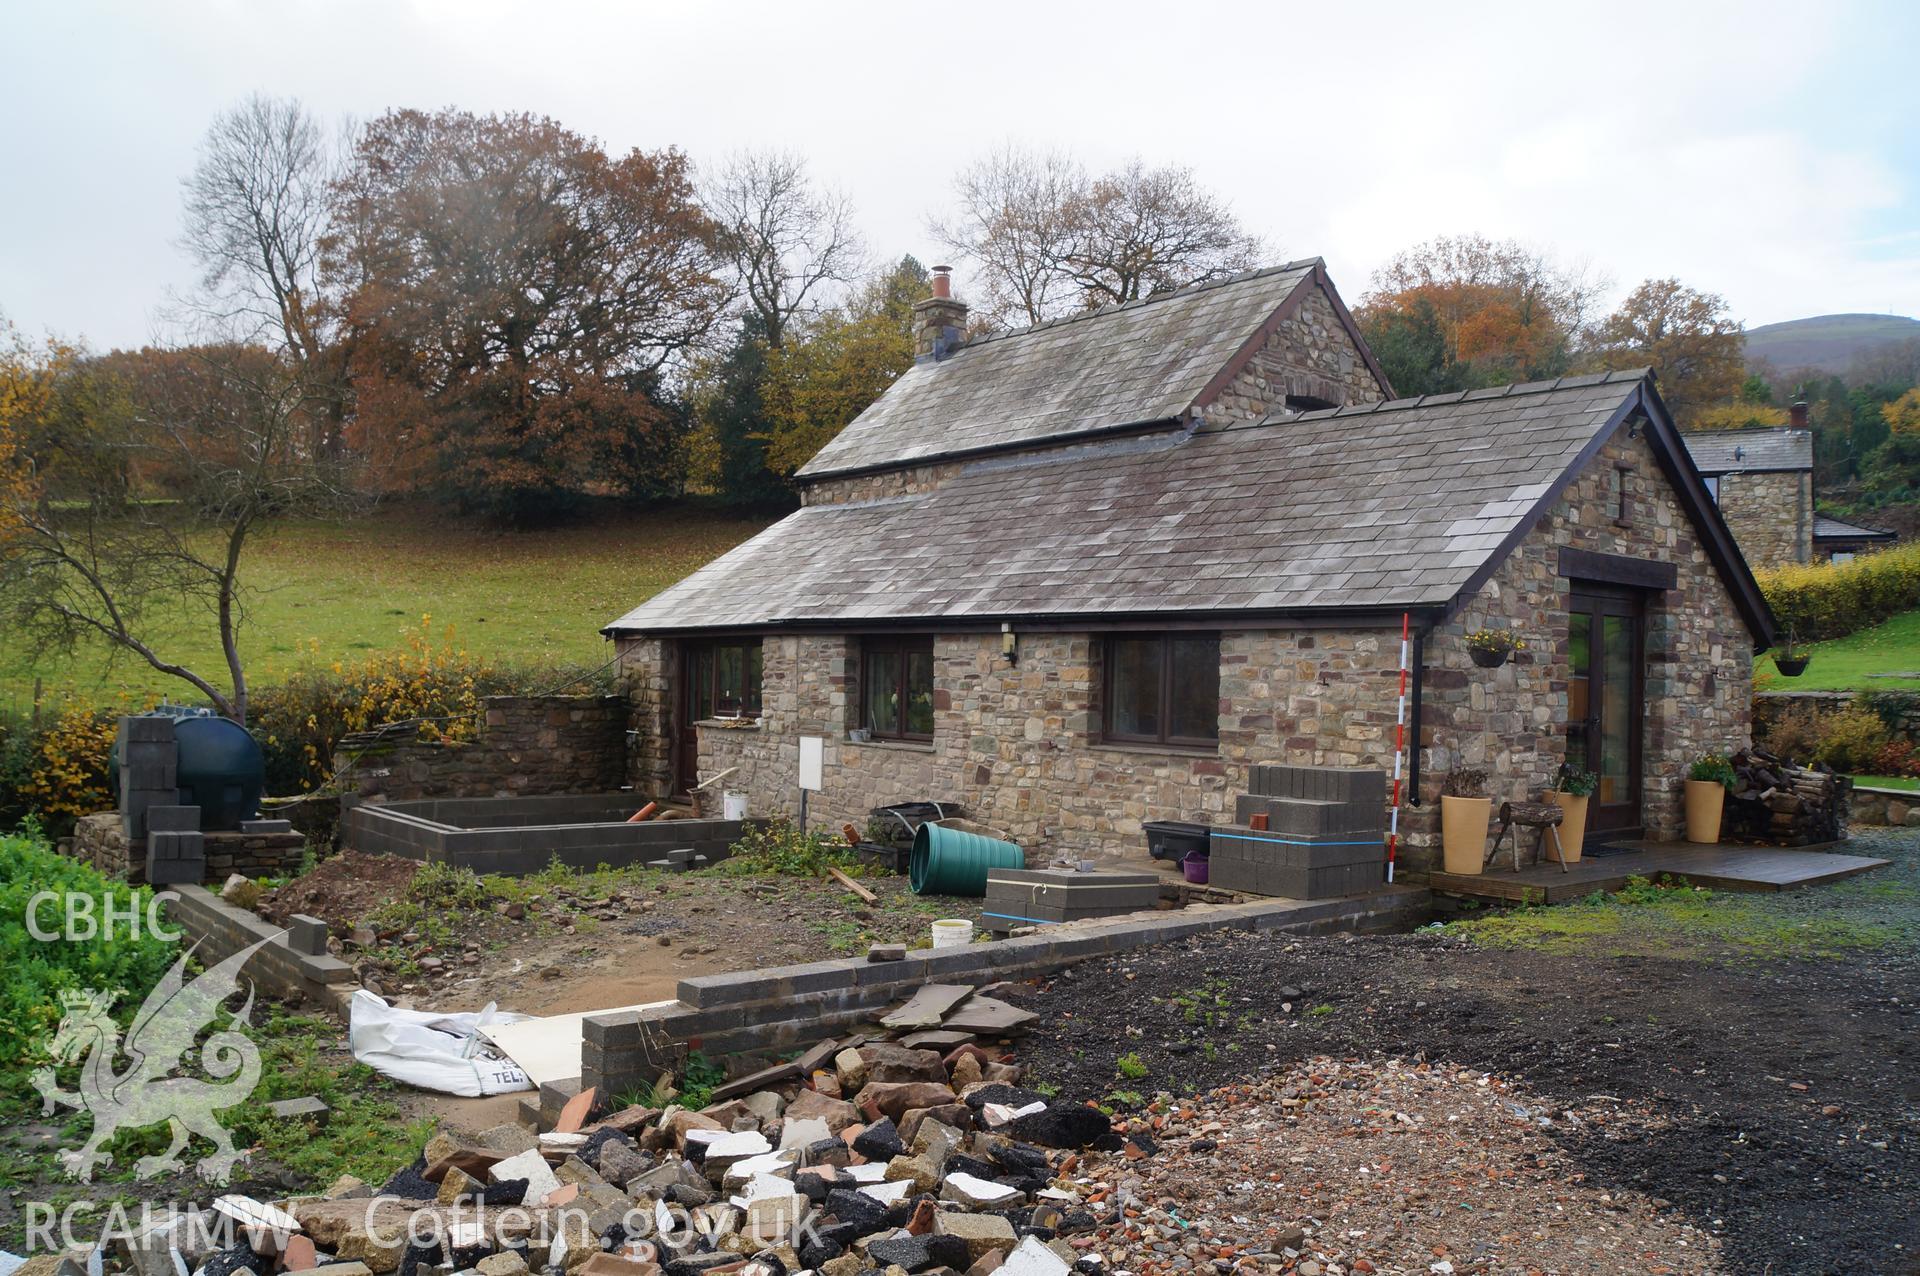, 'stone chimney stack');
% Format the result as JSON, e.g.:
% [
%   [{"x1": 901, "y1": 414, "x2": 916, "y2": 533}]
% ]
[
  {"x1": 1789, "y1": 400, "x2": 1809, "y2": 428},
  {"x1": 914, "y1": 265, "x2": 969, "y2": 362}
]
